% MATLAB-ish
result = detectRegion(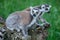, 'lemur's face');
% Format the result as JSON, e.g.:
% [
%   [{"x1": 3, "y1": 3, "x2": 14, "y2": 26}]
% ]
[
  {"x1": 32, "y1": 8, "x2": 39, "y2": 17},
  {"x1": 38, "y1": 4, "x2": 51, "y2": 13},
  {"x1": 30, "y1": 4, "x2": 51, "y2": 17}
]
